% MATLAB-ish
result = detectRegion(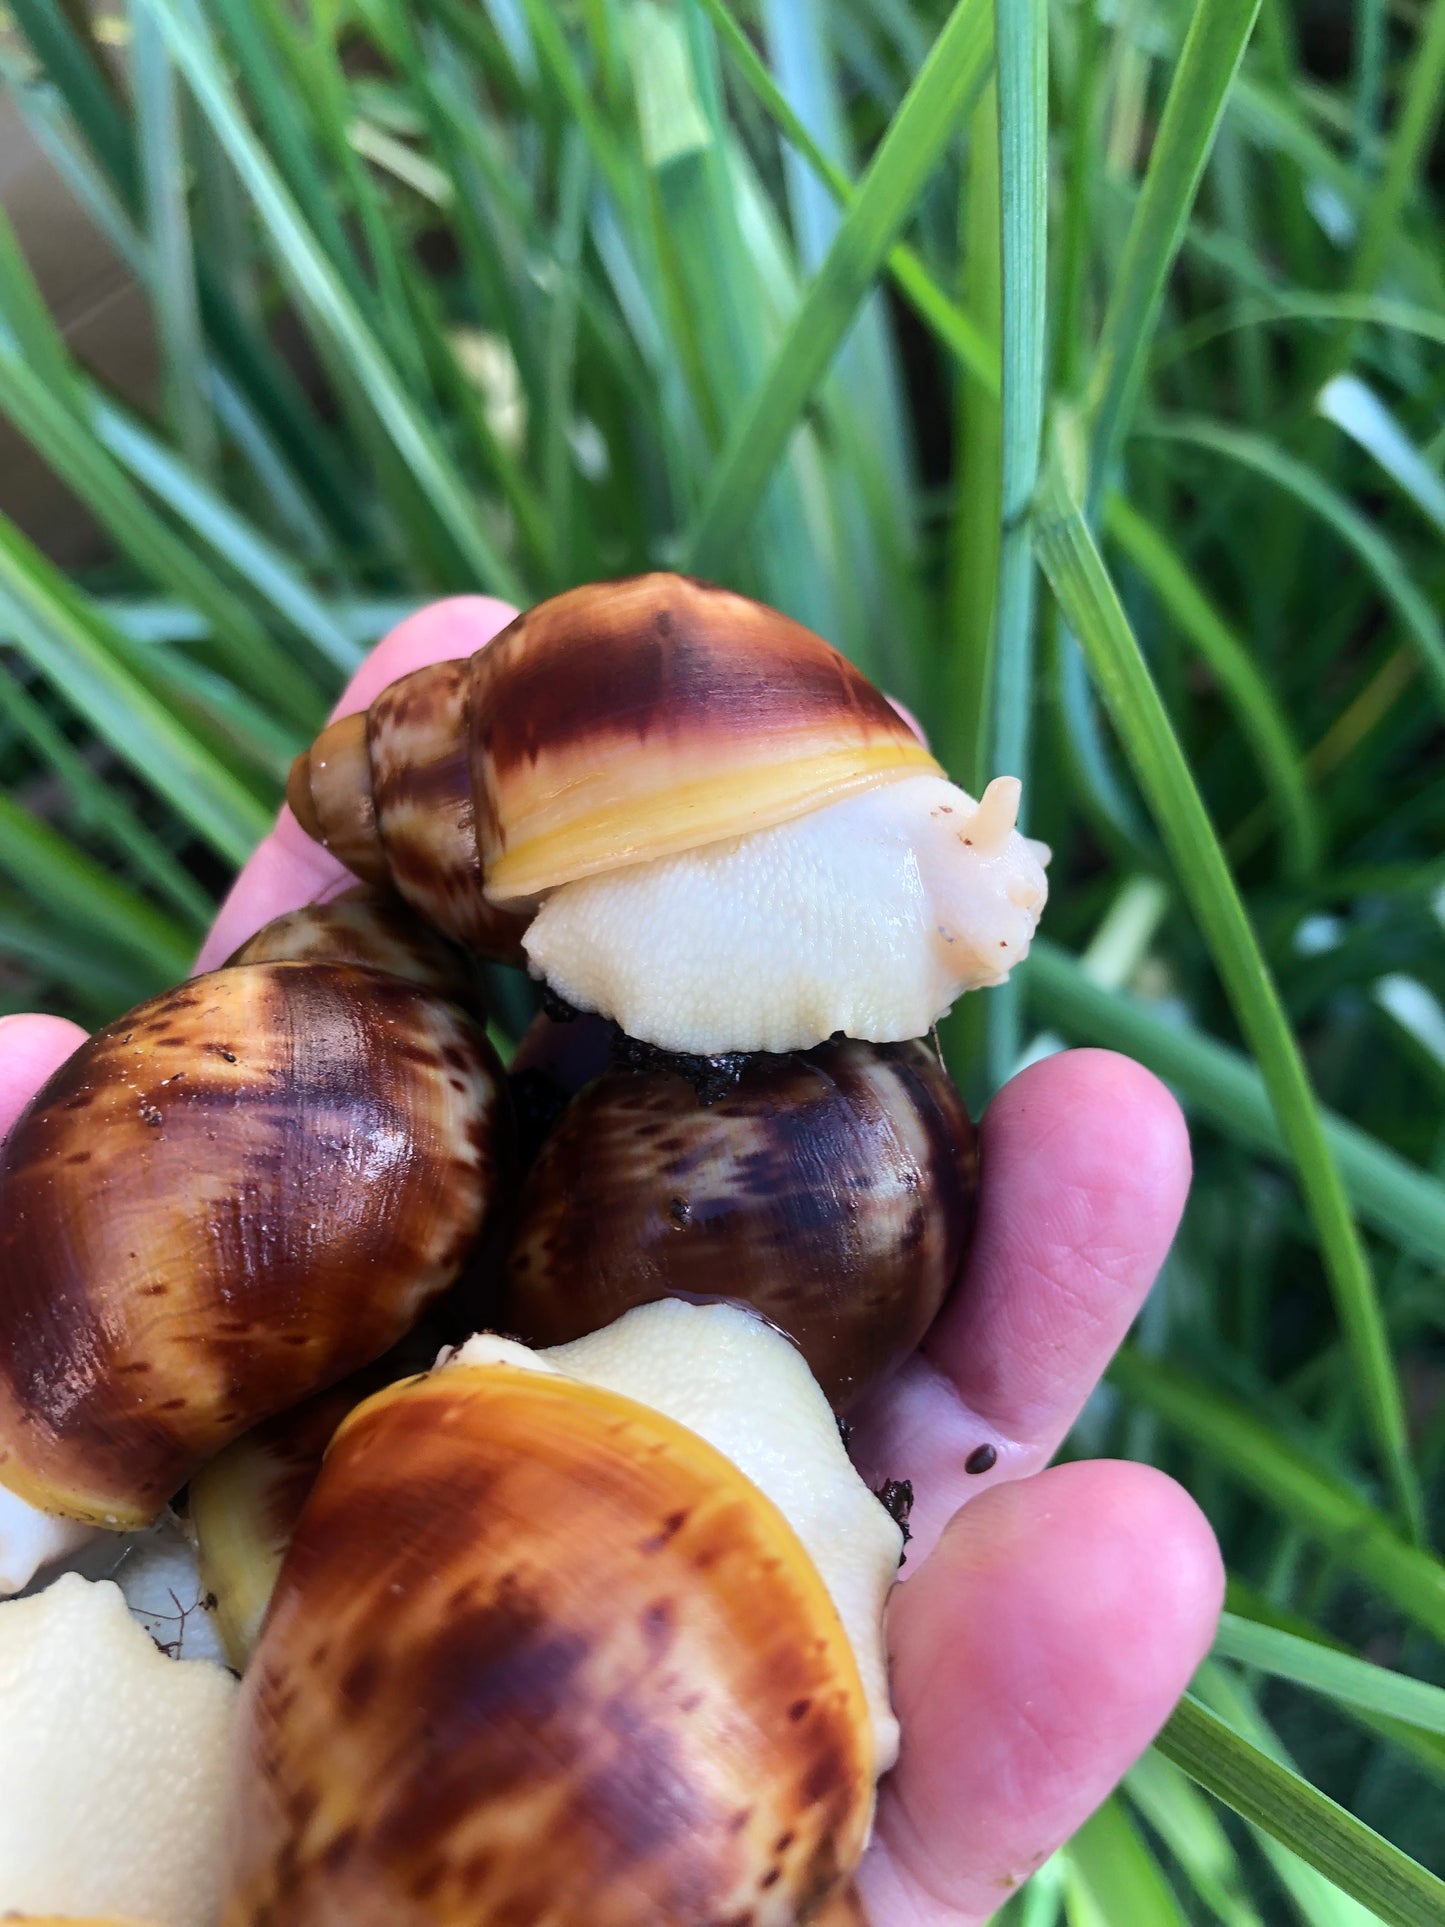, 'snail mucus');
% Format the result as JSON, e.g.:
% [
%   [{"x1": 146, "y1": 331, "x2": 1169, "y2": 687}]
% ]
[{"x1": 0, "y1": 574, "x2": 1048, "y2": 1925}]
